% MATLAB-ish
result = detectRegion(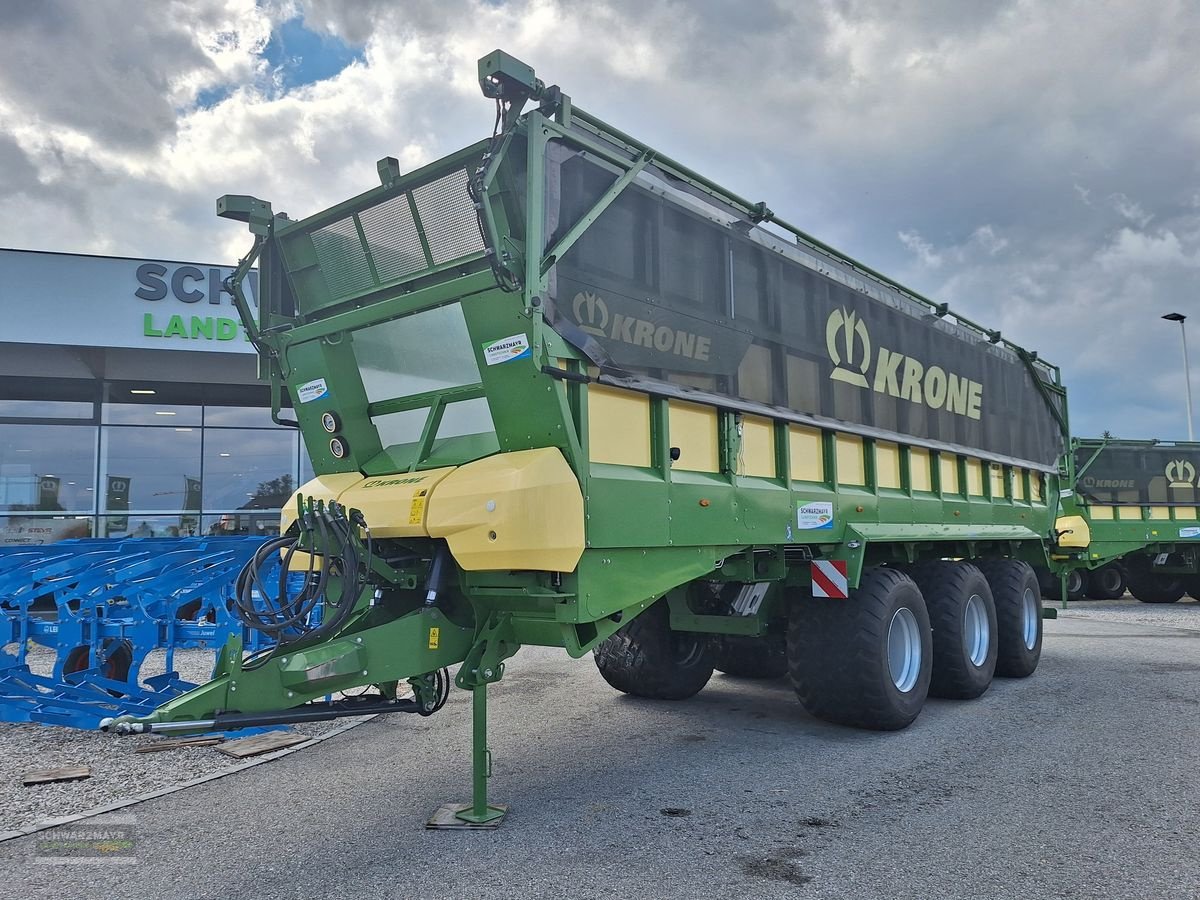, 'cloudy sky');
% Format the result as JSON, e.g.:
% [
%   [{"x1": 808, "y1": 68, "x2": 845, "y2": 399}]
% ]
[{"x1": 1, "y1": 0, "x2": 1197, "y2": 439}]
